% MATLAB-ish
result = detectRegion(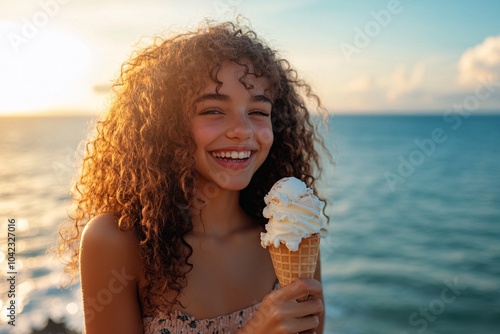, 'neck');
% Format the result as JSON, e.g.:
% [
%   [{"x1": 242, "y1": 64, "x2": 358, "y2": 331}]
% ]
[{"x1": 190, "y1": 180, "x2": 252, "y2": 238}]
